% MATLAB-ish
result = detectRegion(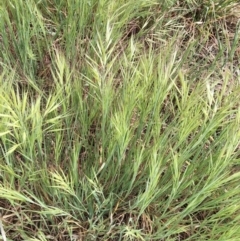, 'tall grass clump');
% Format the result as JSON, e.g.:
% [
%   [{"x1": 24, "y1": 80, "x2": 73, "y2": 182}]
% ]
[{"x1": 0, "y1": 0, "x2": 240, "y2": 240}]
